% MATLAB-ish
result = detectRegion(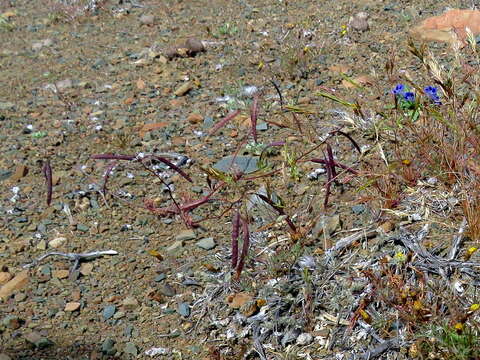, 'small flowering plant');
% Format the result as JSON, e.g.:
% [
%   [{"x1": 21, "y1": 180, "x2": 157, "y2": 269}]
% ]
[
  {"x1": 391, "y1": 83, "x2": 442, "y2": 121},
  {"x1": 392, "y1": 83, "x2": 420, "y2": 121}
]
